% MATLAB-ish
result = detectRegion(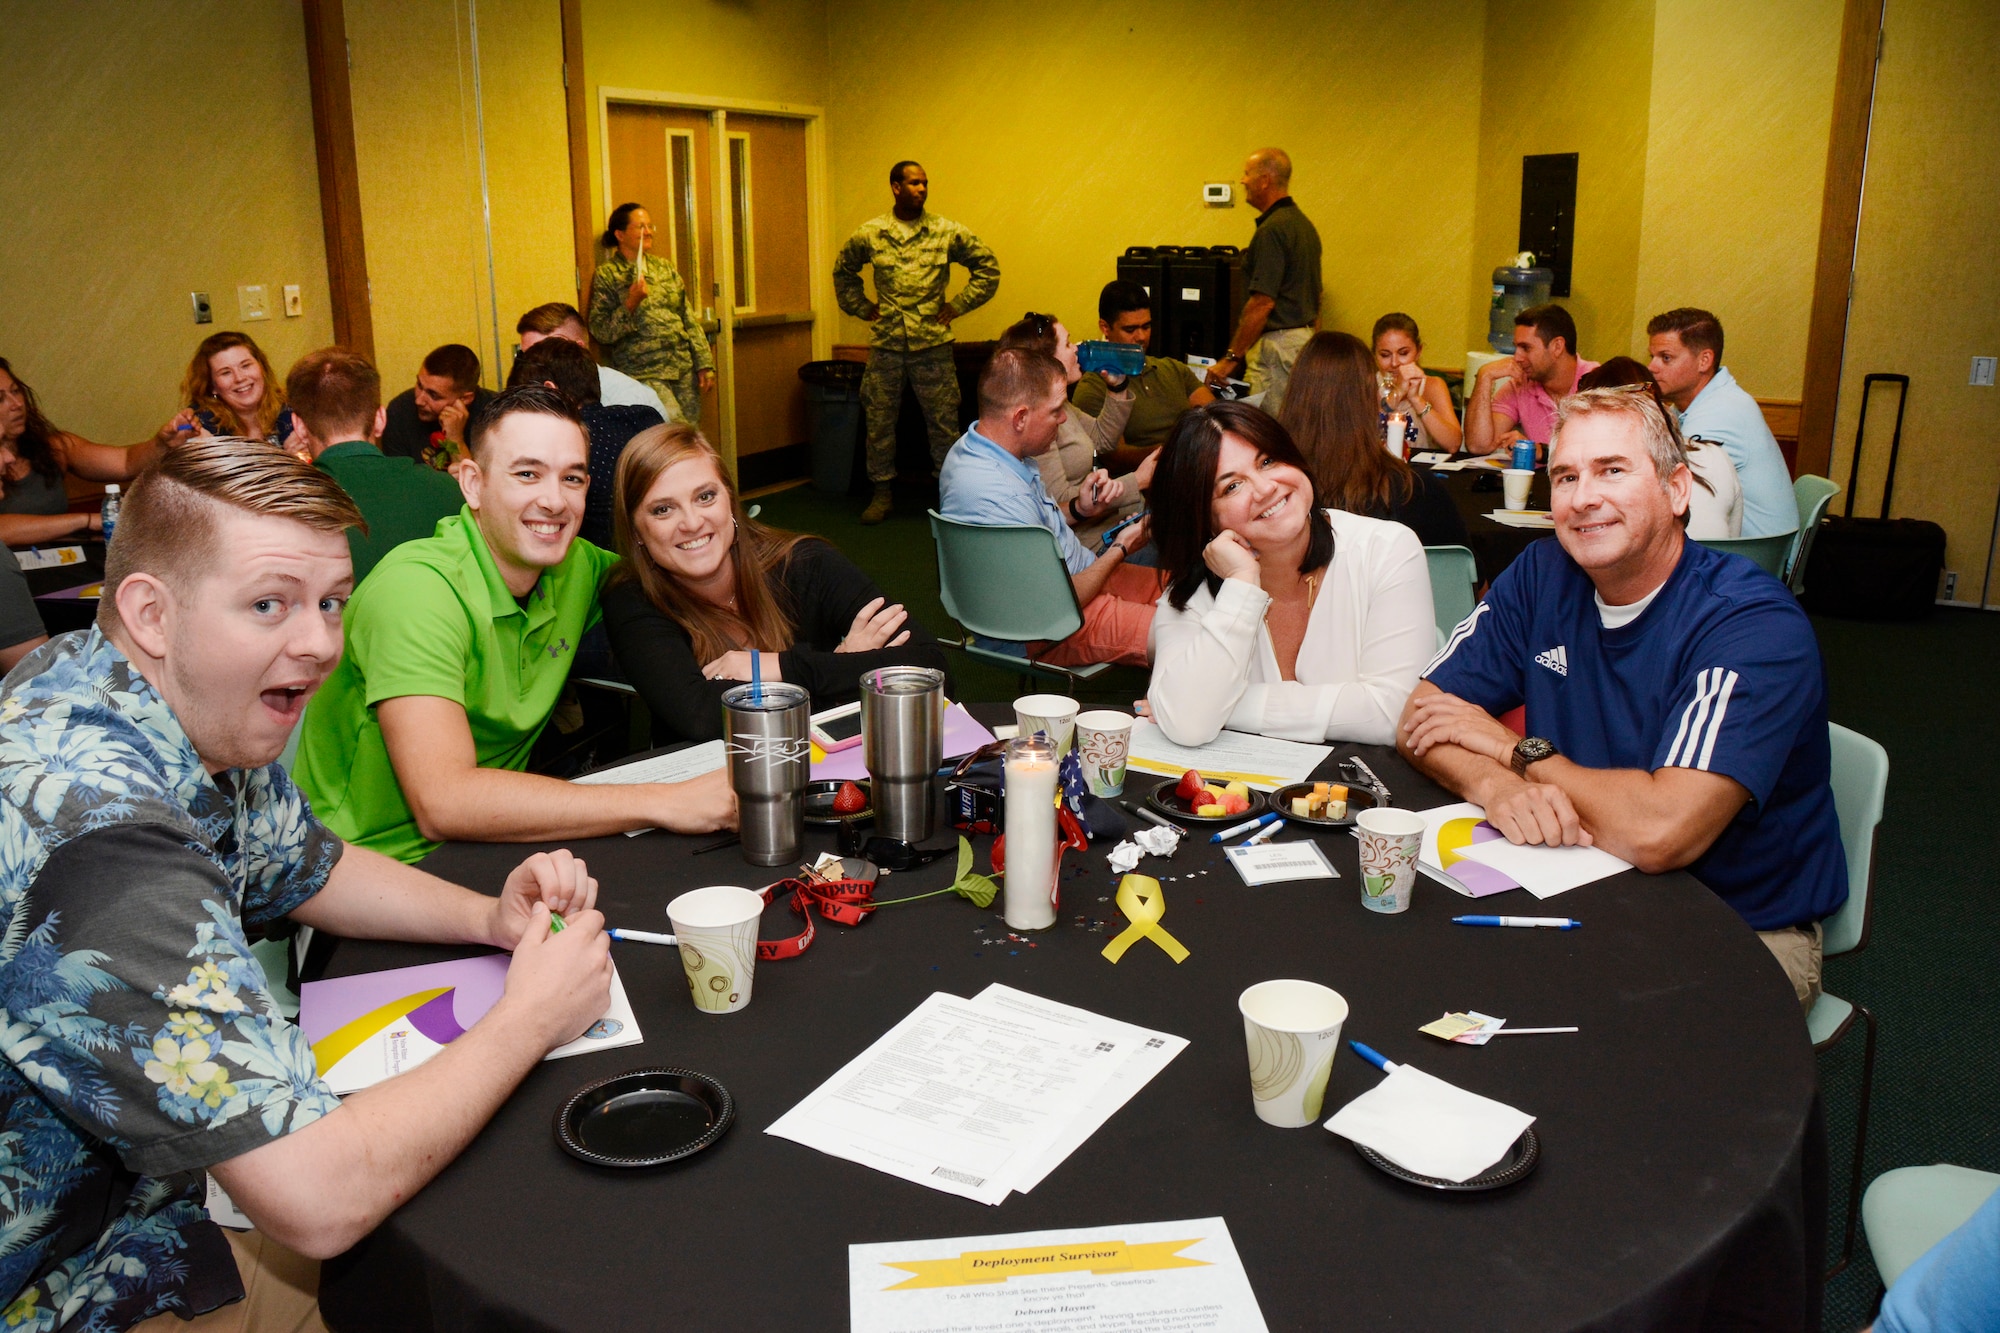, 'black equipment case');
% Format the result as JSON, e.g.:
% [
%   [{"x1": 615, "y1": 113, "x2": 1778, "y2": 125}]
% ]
[{"x1": 1801, "y1": 372, "x2": 1947, "y2": 620}]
